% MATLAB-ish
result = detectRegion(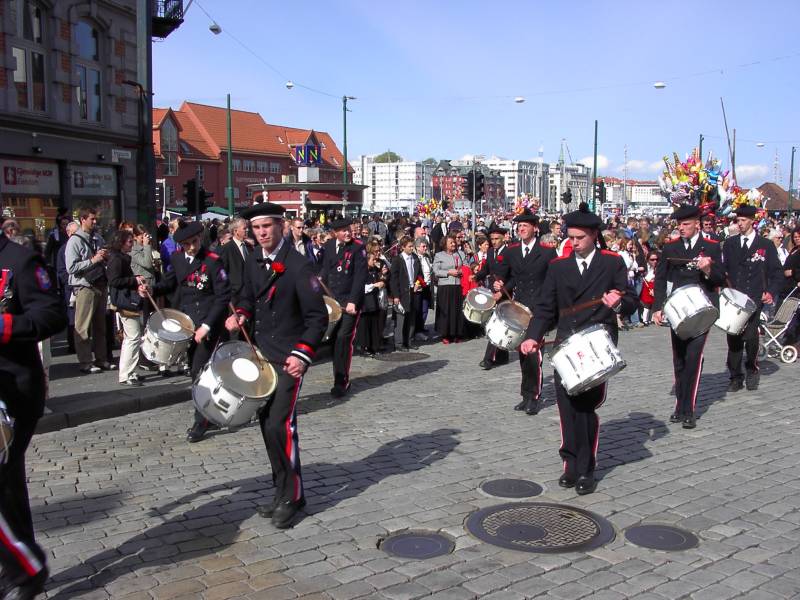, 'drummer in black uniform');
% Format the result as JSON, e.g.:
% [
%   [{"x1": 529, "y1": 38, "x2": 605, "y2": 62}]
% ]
[
  {"x1": 722, "y1": 205, "x2": 783, "y2": 392},
  {"x1": 652, "y1": 204, "x2": 726, "y2": 428},
  {"x1": 226, "y1": 203, "x2": 327, "y2": 529},
  {"x1": 519, "y1": 203, "x2": 638, "y2": 495},
  {"x1": 0, "y1": 232, "x2": 66, "y2": 598},
  {"x1": 503, "y1": 210, "x2": 557, "y2": 415},
  {"x1": 319, "y1": 218, "x2": 367, "y2": 397},
  {"x1": 151, "y1": 221, "x2": 231, "y2": 442},
  {"x1": 473, "y1": 225, "x2": 512, "y2": 370}
]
